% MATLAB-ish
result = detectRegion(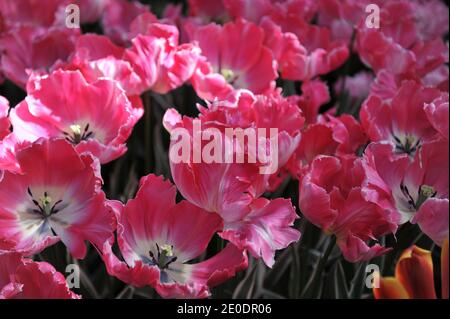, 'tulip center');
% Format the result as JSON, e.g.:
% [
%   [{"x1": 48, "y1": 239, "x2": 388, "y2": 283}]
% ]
[
  {"x1": 221, "y1": 68, "x2": 237, "y2": 84},
  {"x1": 27, "y1": 187, "x2": 63, "y2": 218},
  {"x1": 393, "y1": 134, "x2": 420, "y2": 155},
  {"x1": 416, "y1": 185, "x2": 437, "y2": 209},
  {"x1": 400, "y1": 182, "x2": 436, "y2": 211},
  {"x1": 63, "y1": 123, "x2": 94, "y2": 145},
  {"x1": 147, "y1": 243, "x2": 178, "y2": 270}
]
